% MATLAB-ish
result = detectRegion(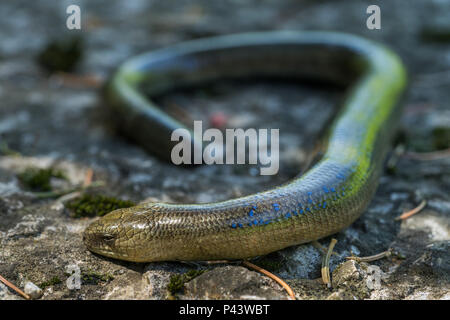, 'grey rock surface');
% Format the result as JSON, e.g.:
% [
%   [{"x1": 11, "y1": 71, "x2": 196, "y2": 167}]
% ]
[
  {"x1": 0, "y1": 283, "x2": 20, "y2": 300},
  {"x1": 182, "y1": 266, "x2": 288, "y2": 300}
]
